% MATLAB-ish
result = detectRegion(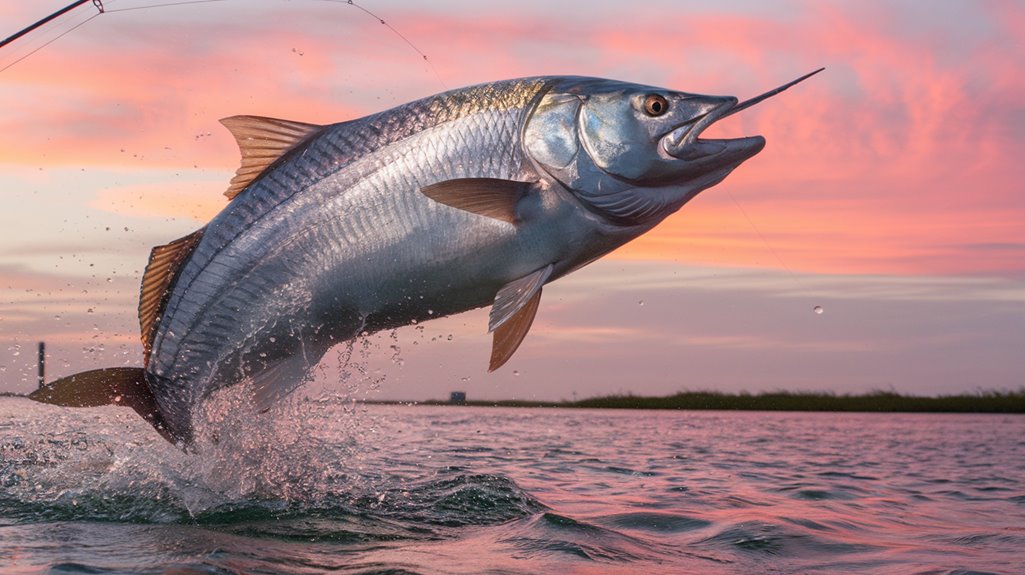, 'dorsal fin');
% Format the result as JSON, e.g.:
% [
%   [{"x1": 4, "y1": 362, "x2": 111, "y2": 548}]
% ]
[
  {"x1": 219, "y1": 115, "x2": 324, "y2": 199},
  {"x1": 139, "y1": 228, "x2": 204, "y2": 364}
]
